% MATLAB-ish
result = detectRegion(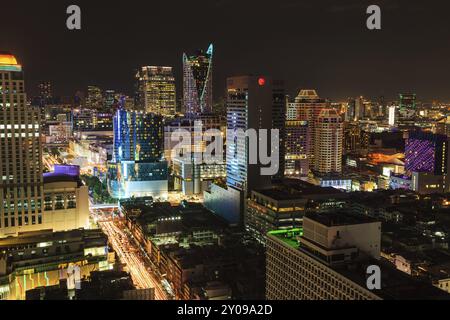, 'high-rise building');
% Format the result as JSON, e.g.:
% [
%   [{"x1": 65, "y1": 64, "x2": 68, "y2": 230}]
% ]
[
  {"x1": 136, "y1": 66, "x2": 176, "y2": 116},
  {"x1": 108, "y1": 109, "x2": 168, "y2": 200},
  {"x1": 405, "y1": 132, "x2": 448, "y2": 176},
  {"x1": 183, "y1": 44, "x2": 213, "y2": 115},
  {"x1": 204, "y1": 75, "x2": 282, "y2": 226},
  {"x1": 314, "y1": 108, "x2": 344, "y2": 174},
  {"x1": 0, "y1": 53, "x2": 43, "y2": 238},
  {"x1": 388, "y1": 105, "x2": 397, "y2": 127},
  {"x1": 86, "y1": 86, "x2": 103, "y2": 110},
  {"x1": 0, "y1": 55, "x2": 90, "y2": 239},
  {"x1": 38, "y1": 81, "x2": 53, "y2": 101},
  {"x1": 285, "y1": 120, "x2": 309, "y2": 177},
  {"x1": 272, "y1": 82, "x2": 286, "y2": 181},
  {"x1": 400, "y1": 93, "x2": 416, "y2": 110},
  {"x1": 226, "y1": 76, "x2": 279, "y2": 193},
  {"x1": 113, "y1": 109, "x2": 164, "y2": 163},
  {"x1": 289, "y1": 90, "x2": 327, "y2": 163},
  {"x1": 164, "y1": 115, "x2": 226, "y2": 196},
  {"x1": 104, "y1": 89, "x2": 116, "y2": 111},
  {"x1": 343, "y1": 122, "x2": 369, "y2": 155},
  {"x1": 266, "y1": 212, "x2": 449, "y2": 300}
]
